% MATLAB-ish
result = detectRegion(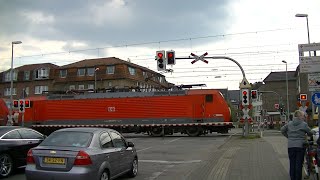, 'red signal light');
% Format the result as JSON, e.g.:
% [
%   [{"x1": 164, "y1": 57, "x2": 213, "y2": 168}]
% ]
[
  {"x1": 13, "y1": 100, "x2": 19, "y2": 108},
  {"x1": 167, "y1": 53, "x2": 173, "y2": 58},
  {"x1": 300, "y1": 94, "x2": 307, "y2": 101},
  {"x1": 243, "y1": 91, "x2": 247, "y2": 95},
  {"x1": 157, "y1": 53, "x2": 163, "y2": 58},
  {"x1": 19, "y1": 100, "x2": 24, "y2": 105}
]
